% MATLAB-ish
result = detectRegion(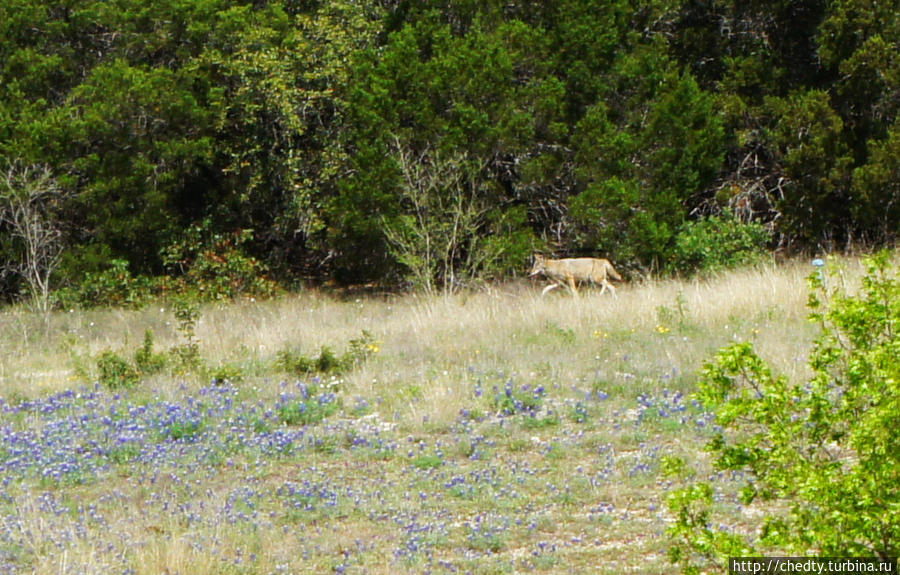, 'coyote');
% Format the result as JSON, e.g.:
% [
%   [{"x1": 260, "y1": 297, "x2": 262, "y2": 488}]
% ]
[{"x1": 529, "y1": 254, "x2": 622, "y2": 298}]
